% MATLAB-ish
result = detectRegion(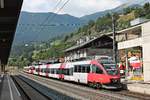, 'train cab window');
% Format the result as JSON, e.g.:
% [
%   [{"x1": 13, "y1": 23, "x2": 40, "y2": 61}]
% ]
[{"x1": 92, "y1": 64, "x2": 103, "y2": 74}]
